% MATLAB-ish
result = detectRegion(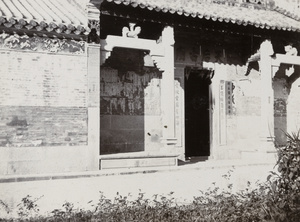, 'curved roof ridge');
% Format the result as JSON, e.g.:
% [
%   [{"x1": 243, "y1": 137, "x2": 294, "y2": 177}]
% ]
[{"x1": 274, "y1": 6, "x2": 300, "y2": 21}]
